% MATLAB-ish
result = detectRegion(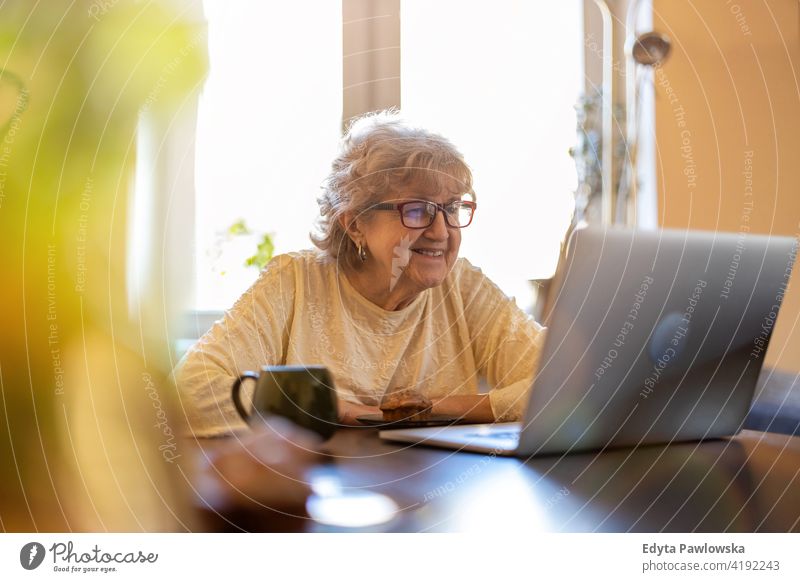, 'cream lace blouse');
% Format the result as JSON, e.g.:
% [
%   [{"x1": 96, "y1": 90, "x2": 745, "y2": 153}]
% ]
[{"x1": 175, "y1": 250, "x2": 546, "y2": 436}]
